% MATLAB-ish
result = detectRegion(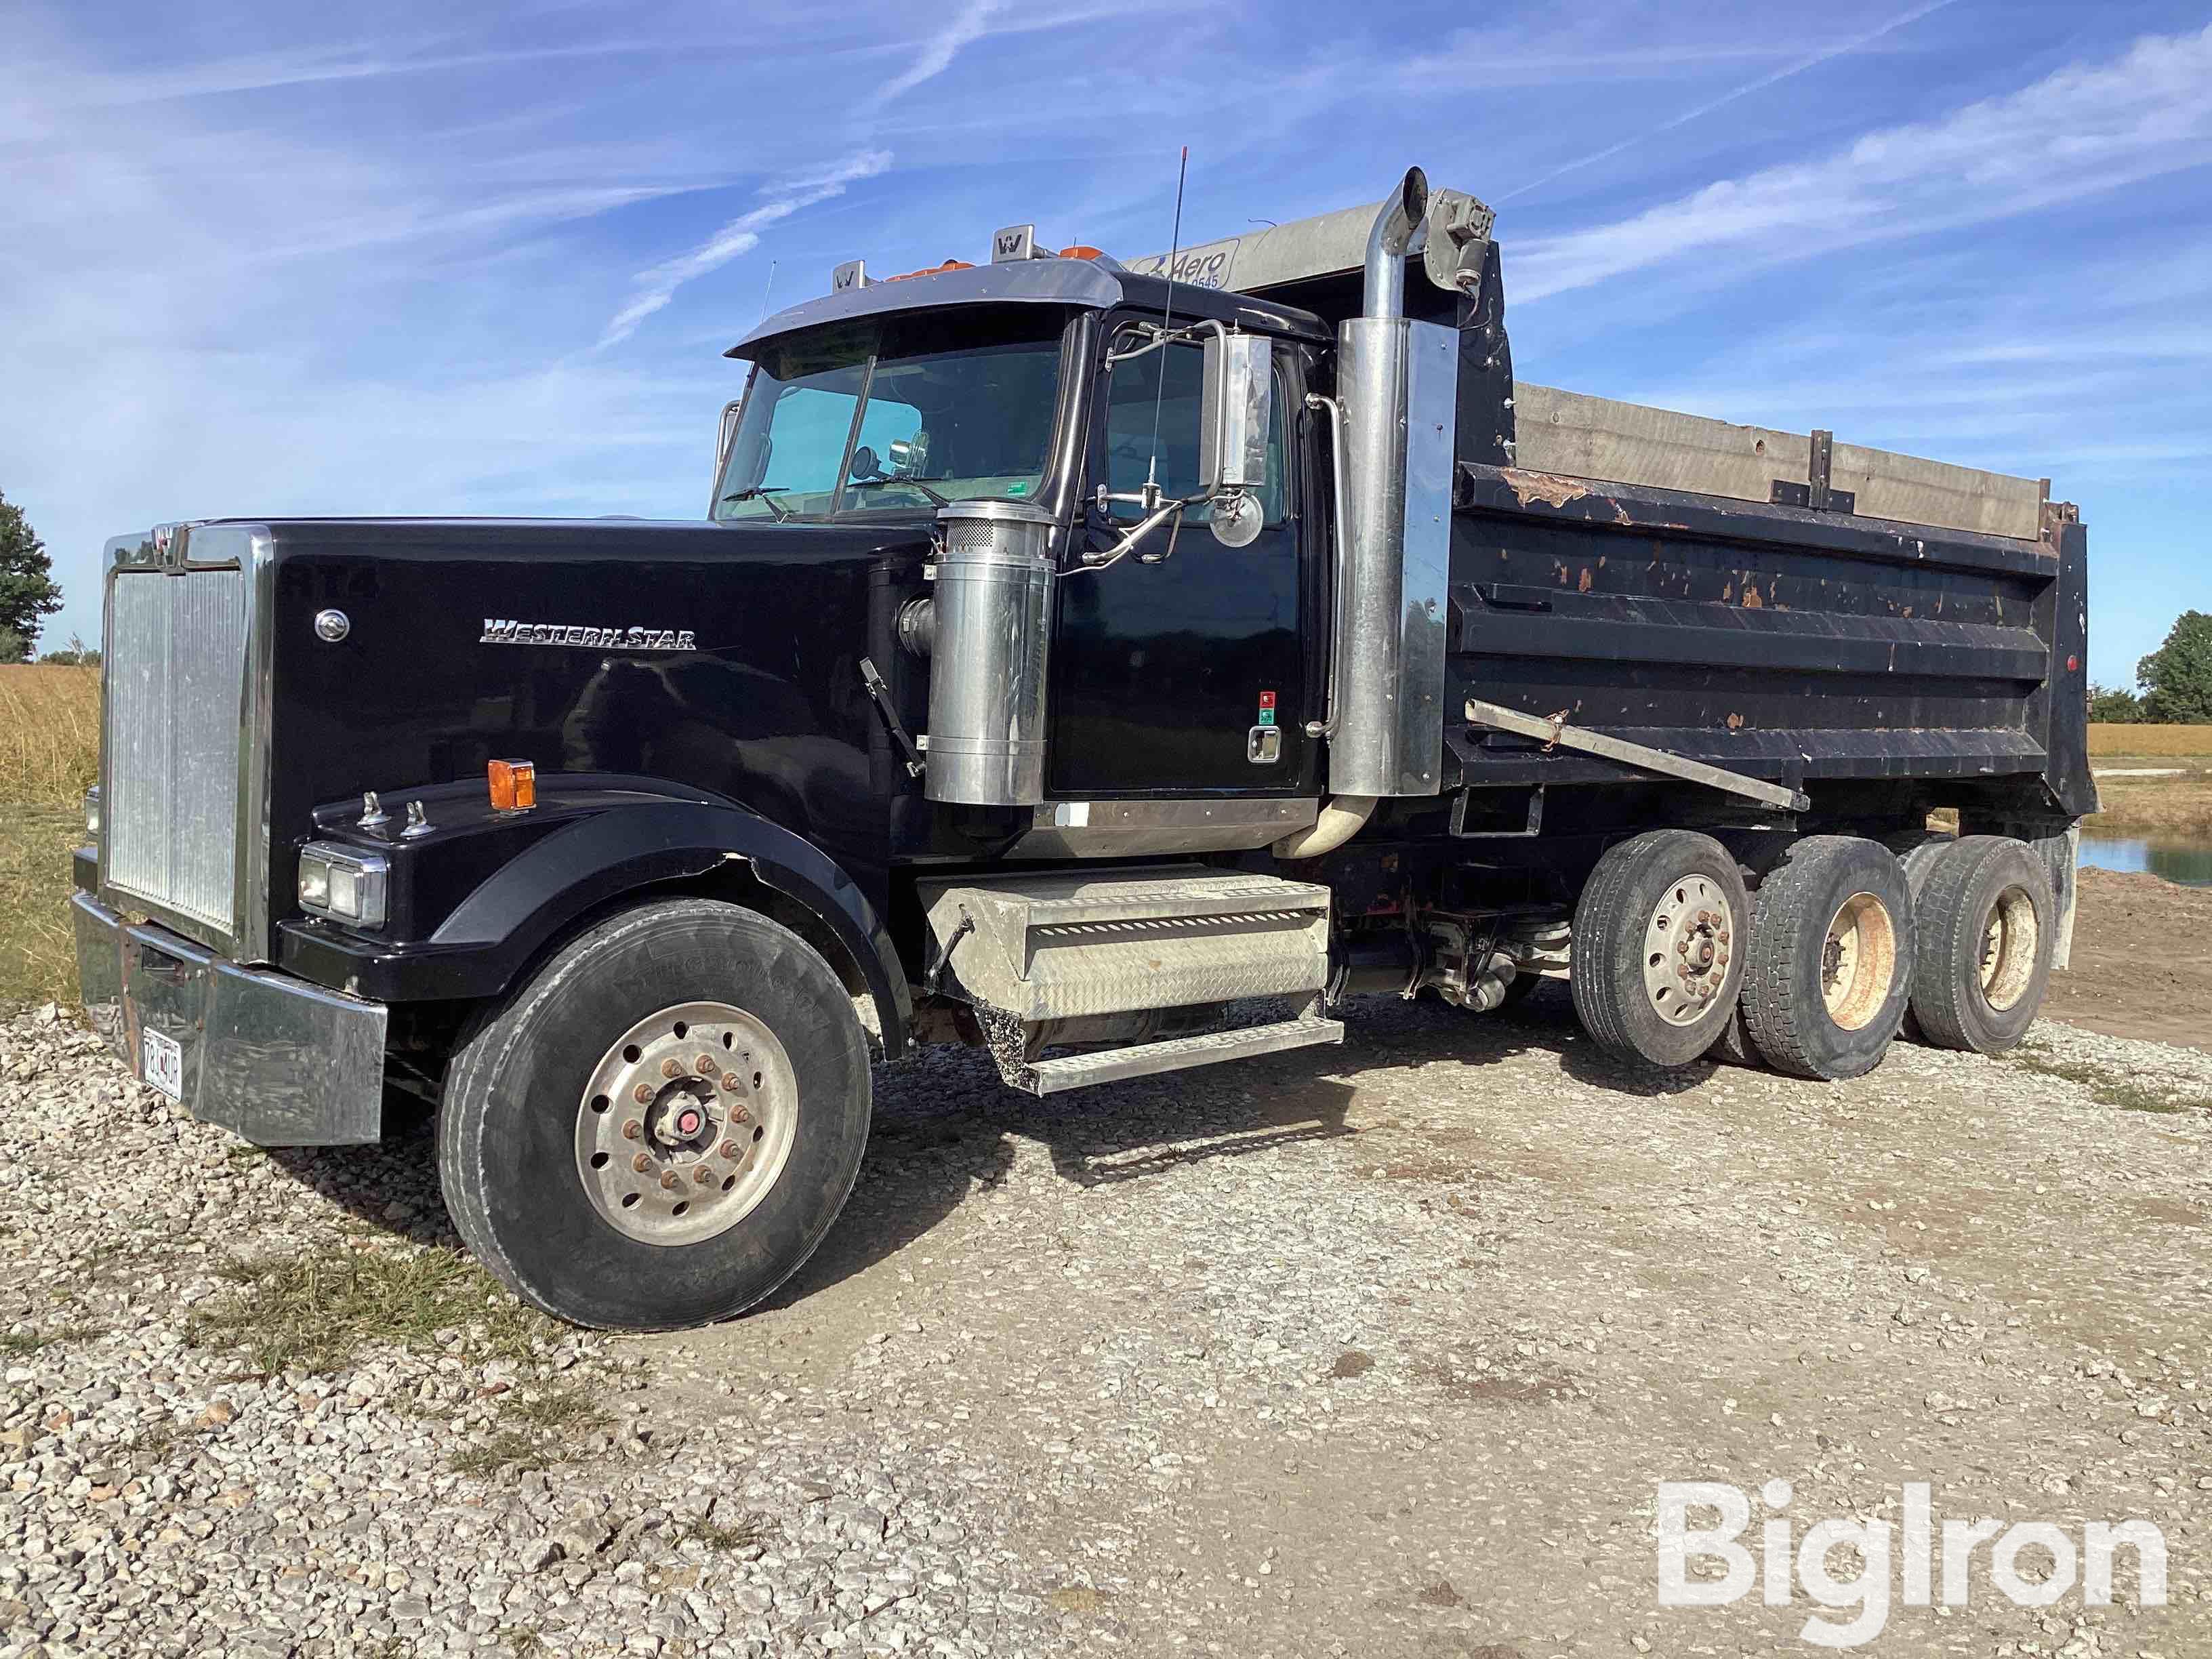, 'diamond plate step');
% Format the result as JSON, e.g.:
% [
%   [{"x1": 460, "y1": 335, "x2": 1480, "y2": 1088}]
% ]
[{"x1": 1021, "y1": 1017, "x2": 1344, "y2": 1096}]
